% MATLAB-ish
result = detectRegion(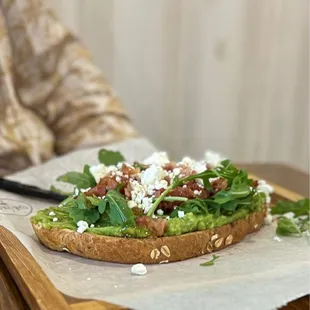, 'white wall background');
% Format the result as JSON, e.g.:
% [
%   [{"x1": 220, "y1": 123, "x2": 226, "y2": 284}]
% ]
[{"x1": 48, "y1": 0, "x2": 309, "y2": 172}]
